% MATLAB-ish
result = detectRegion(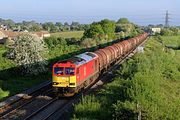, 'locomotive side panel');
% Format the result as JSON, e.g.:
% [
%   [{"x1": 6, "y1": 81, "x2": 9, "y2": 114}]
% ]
[{"x1": 76, "y1": 59, "x2": 97, "y2": 86}]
